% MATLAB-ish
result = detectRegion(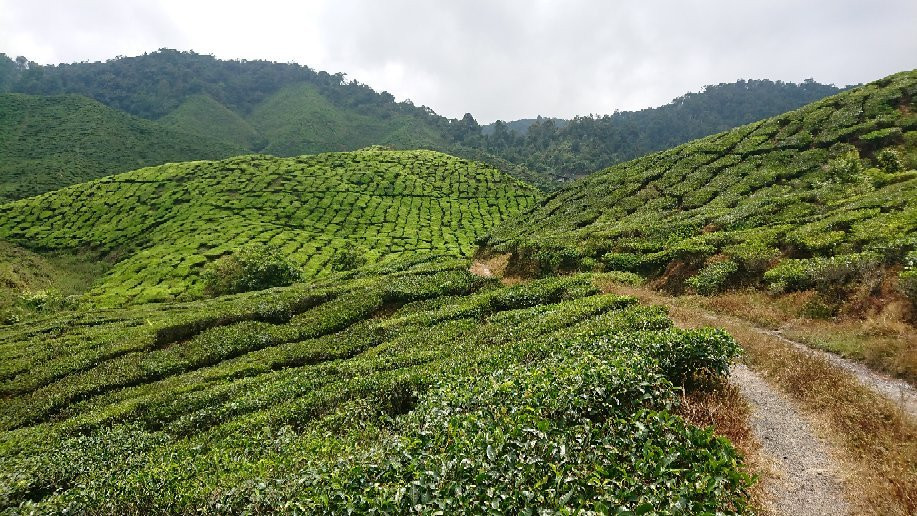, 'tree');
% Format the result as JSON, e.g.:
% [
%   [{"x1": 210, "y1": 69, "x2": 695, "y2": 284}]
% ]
[{"x1": 201, "y1": 243, "x2": 301, "y2": 296}]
